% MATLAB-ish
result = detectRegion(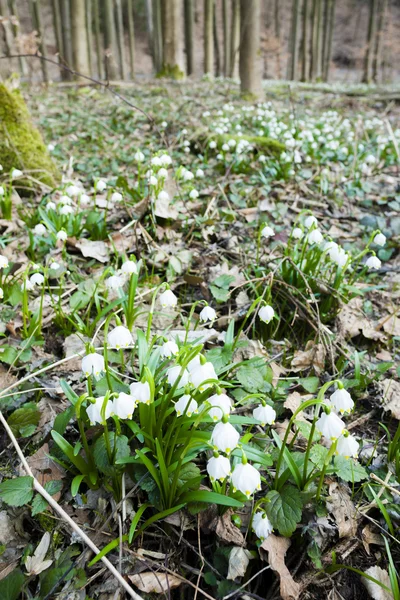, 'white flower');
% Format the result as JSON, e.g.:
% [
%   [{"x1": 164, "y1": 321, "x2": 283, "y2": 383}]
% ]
[
  {"x1": 189, "y1": 362, "x2": 218, "y2": 390},
  {"x1": 151, "y1": 156, "x2": 162, "y2": 167},
  {"x1": 161, "y1": 121, "x2": 168, "y2": 128},
  {"x1": 56, "y1": 230, "x2": 67, "y2": 241},
  {"x1": 160, "y1": 154, "x2": 172, "y2": 166},
  {"x1": 189, "y1": 189, "x2": 199, "y2": 199},
  {"x1": 30, "y1": 272, "x2": 45, "y2": 286},
  {"x1": 0, "y1": 186, "x2": 4, "y2": 196},
  {"x1": 228, "y1": 139, "x2": 236, "y2": 148},
  {"x1": 160, "y1": 340, "x2": 179, "y2": 358},
  {"x1": 121, "y1": 261, "x2": 138, "y2": 275},
  {"x1": 374, "y1": 233, "x2": 386, "y2": 247},
  {"x1": 21, "y1": 279, "x2": 34, "y2": 291},
  {"x1": 149, "y1": 175, "x2": 158, "y2": 186},
  {"x1": 129, "y1": 381, "x2": 151, "y2": 405},
  {"x1": 196, "y1": 168, "x2": 205, "y2": 178},
  {"x1": 95, "y1": 179, "x2": 107, "y2": 192},
  {"x1": 47, "y1": 143, "x2": 55, "y2": 151},
  {"x1": 316, "y1": 411, "x2": 345, "y2": 441},
  {"x1": 60, "y1": 195, "x2": 73, "y2": 205},
  {"x1": 207, "y1": 455, "x2": 231, "y2": 482},
  {"x1": 158, "y1": 190, "x2": 170, "y2": 202},
  {"x1": 308, "y1": 229, "x2": 323, "y2": 245},
  {"x1": 111, "y1": 192, "x2": 123, "y2": 202},
  {"x1": 33, "y1": 224, "x2": 47, "y2": 236},
  {"x1": 366, "y1": 256, "x2": 381, "y2": 270},
  {"x1": 66, "y1": 184, "x2": 80, "y2": 196},
  {"x1": 209, "y1": 141, "x2": 217, "y2": 149},
  {"x1": 46, "y1": 201, "x2": 56, "y2": 211},
  {"x1": 253, "y1": 404, "x2": 276, "y2": 426},
  {"x1": 11, "y1": 168, "x2": 23, "y2": 178},
  {"x1": 112, "y1": 392, "x2": 136, "y2": 419},
  {"x1": 0, "y1": 288, "x2": 3, "y2": 300},
  {"x1": 207, "y1": 393, "x2": 231, "y2": 421},
  {"x1": 211, "y1": 421, "x2": 240, "y2": 454},
  {"x1": 199, "y1": 306, "x2": 216, "y2": 322},
  {"x1": 252, "y1": 512, "x2": 273, "y2": 540},
  {"x1": 174, "y1": 394, "x2": 198, "y2": 417},
  {"x1": 330, "y1": 388, "x2": 354, "y2": 414},
  {"x1": 231, "y1": 462, "x2": 261, "y2": 497},
  {"x1": 167, "y1": 365, "x2": 189, "y2": 387},
  {"x1": 222, "y1": 143, "x2": 229, "y2": 152},
  {"x1": 261, "y1": 226, "x2": 275, "y2": 238},
  {"x1": 60, "y1": 205, "x2": 74, "y2": 215},
  {"x1": 108, "y1": 325, "x2": 133, "y2": 349},
  {"x1": 87, "y1": 396, "x2": 112, "y2": 425},
  {"x1": 134, "y1": 150, "x2": 145, "y2": 162},
  {"x1": 336, "y1": 433, "x2": 359, "y2": 459},
  {"x1": 292, "y1": 227, "x2": 303, "y2": 239},
  {"x1": 187, "y1": 355, "x2": 201, "y2": 372},
  {"x1": 80, "y1": 194, "x2": 90, "y2": 205},
  {"x1": 105, "y1": 274, "x2": 125, "y2": 291},
  {"x1": 259, "y1": 305, "x2": 274, "y2": 324},
  {"x1": 304, "y1": 215, "x2": 318, "y2": 229},
  {"x1": 81, "y1": 353, "x2": 105, "y2": 378},
  {"x1": 158, "y1": 168, "x2": 168, "y2": 179},
  {"x1": 182, "y1": 170, "x2": 194, "y2": 181},
  {"x1": 330, "y1": 246, "x2": 348, "y2": 268},
  {"x1": 49, "y1": 262, "x2": 60, "y2": 270},
  {"x1": 0, "y1": 255, "x2": 9, "y2": 269},
  {"x1": 159, "y1": 289, "x2": 177, "y2": 308}
]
